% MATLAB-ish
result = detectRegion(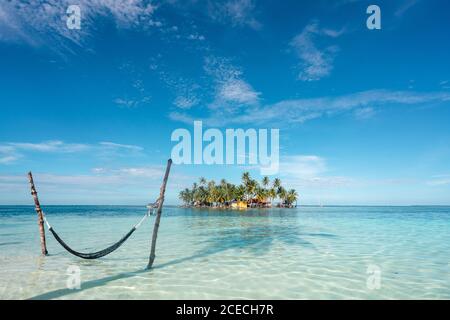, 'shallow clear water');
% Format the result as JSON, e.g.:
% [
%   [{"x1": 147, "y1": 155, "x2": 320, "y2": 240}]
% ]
[{"x1": 0, "y1": 205, "x2": 449, "y2": 299}]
